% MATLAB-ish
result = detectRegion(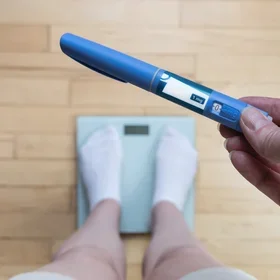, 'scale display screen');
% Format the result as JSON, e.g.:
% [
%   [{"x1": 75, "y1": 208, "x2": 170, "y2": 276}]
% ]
[{"x1": 124, "y1": 125, "x2": 149, "y2": 135}]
